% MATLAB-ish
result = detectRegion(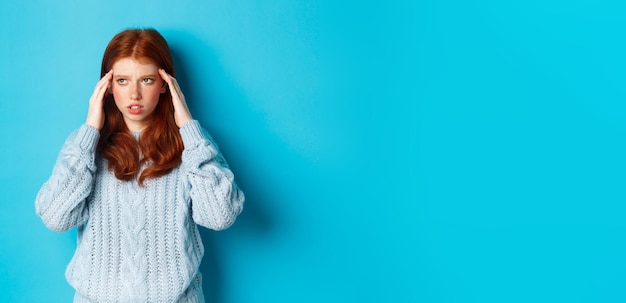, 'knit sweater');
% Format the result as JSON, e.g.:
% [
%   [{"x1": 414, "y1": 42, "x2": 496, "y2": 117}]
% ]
[{"x1": 35, "y1": 120, "x2": 244, "y2": 303}]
